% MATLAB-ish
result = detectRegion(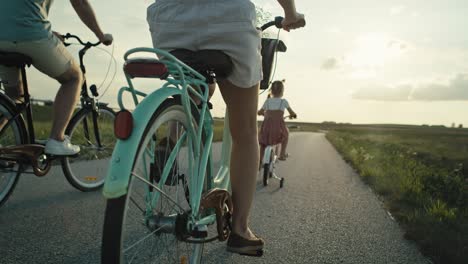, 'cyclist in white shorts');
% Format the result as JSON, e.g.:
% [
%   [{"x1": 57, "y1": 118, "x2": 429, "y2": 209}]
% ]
[
  {"x1": 147, "y1": 0, "x2": 305, "y2": 255},
  {"x1": 0, "y1": 0, "x2": 113, "y2": 156}
]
